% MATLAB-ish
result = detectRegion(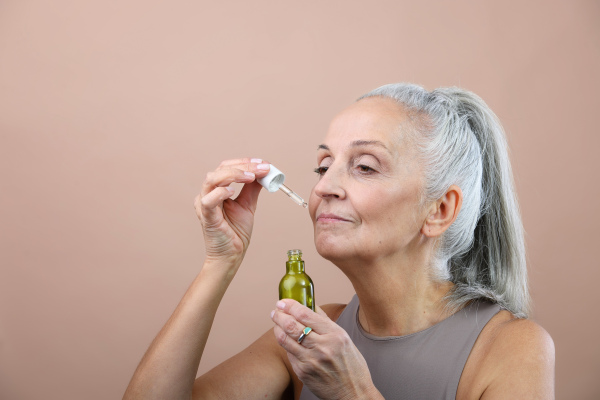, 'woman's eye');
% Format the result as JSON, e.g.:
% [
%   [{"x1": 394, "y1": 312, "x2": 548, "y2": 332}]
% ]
[
  {"x1": 314, "y1": 166, "x2": 328, "y2": 176},
  {"x1": 357, "y1": 164, "x2": 375, "y2": 173}
]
